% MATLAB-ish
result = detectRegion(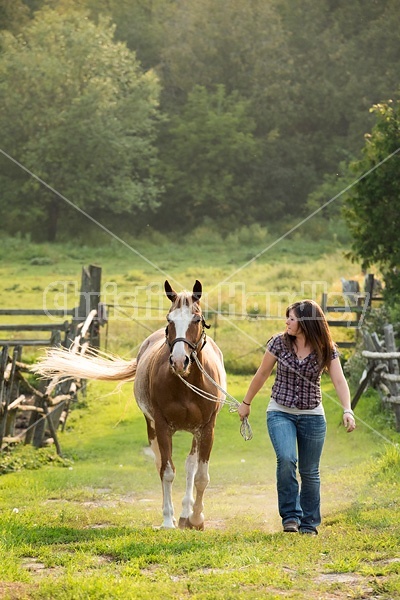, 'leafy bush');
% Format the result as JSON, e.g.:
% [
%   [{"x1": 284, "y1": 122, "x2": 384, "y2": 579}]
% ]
[{"x1": 0, "y1": 445, "x2": 71, "y2": 475}]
